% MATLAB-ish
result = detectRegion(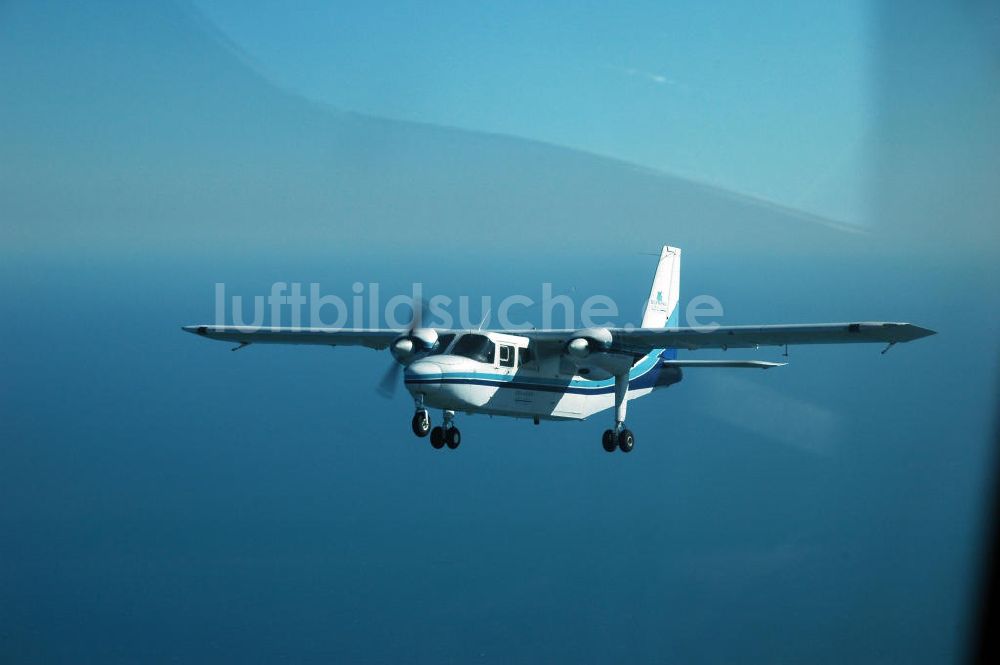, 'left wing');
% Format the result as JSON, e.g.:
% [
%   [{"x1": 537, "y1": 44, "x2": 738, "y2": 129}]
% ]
[
  {"x1": 614, "y1": 321, "x2": 935, "y2": 351},
  {"x1": 515, "y1": 321, "x2": 934, "y2": 353}
]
